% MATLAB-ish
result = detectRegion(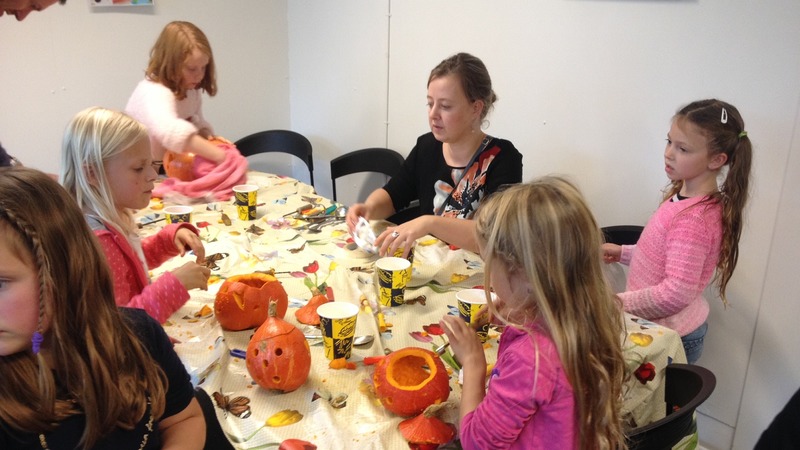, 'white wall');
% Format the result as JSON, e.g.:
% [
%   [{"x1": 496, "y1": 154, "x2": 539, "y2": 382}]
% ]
[
  {"x1": 288, "y1": 3, "x2": 800, "y2": 448},
  {"x1": 0, "y1": 0, "x2": 289, "y2": 174},
  {"x1": 2, "y1": 1, "x2": 799, "y2": 448}
]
